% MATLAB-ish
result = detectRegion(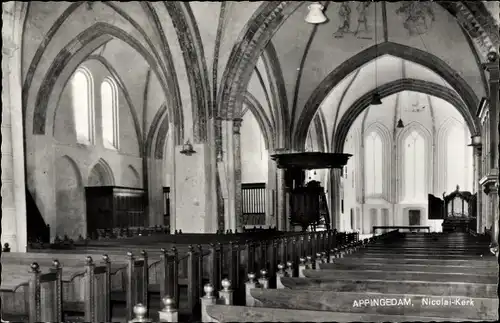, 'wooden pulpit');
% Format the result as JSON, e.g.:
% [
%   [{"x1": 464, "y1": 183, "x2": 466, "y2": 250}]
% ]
[{"x1": 270, "y1": 152, "x2": 351, "y2": 231}]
